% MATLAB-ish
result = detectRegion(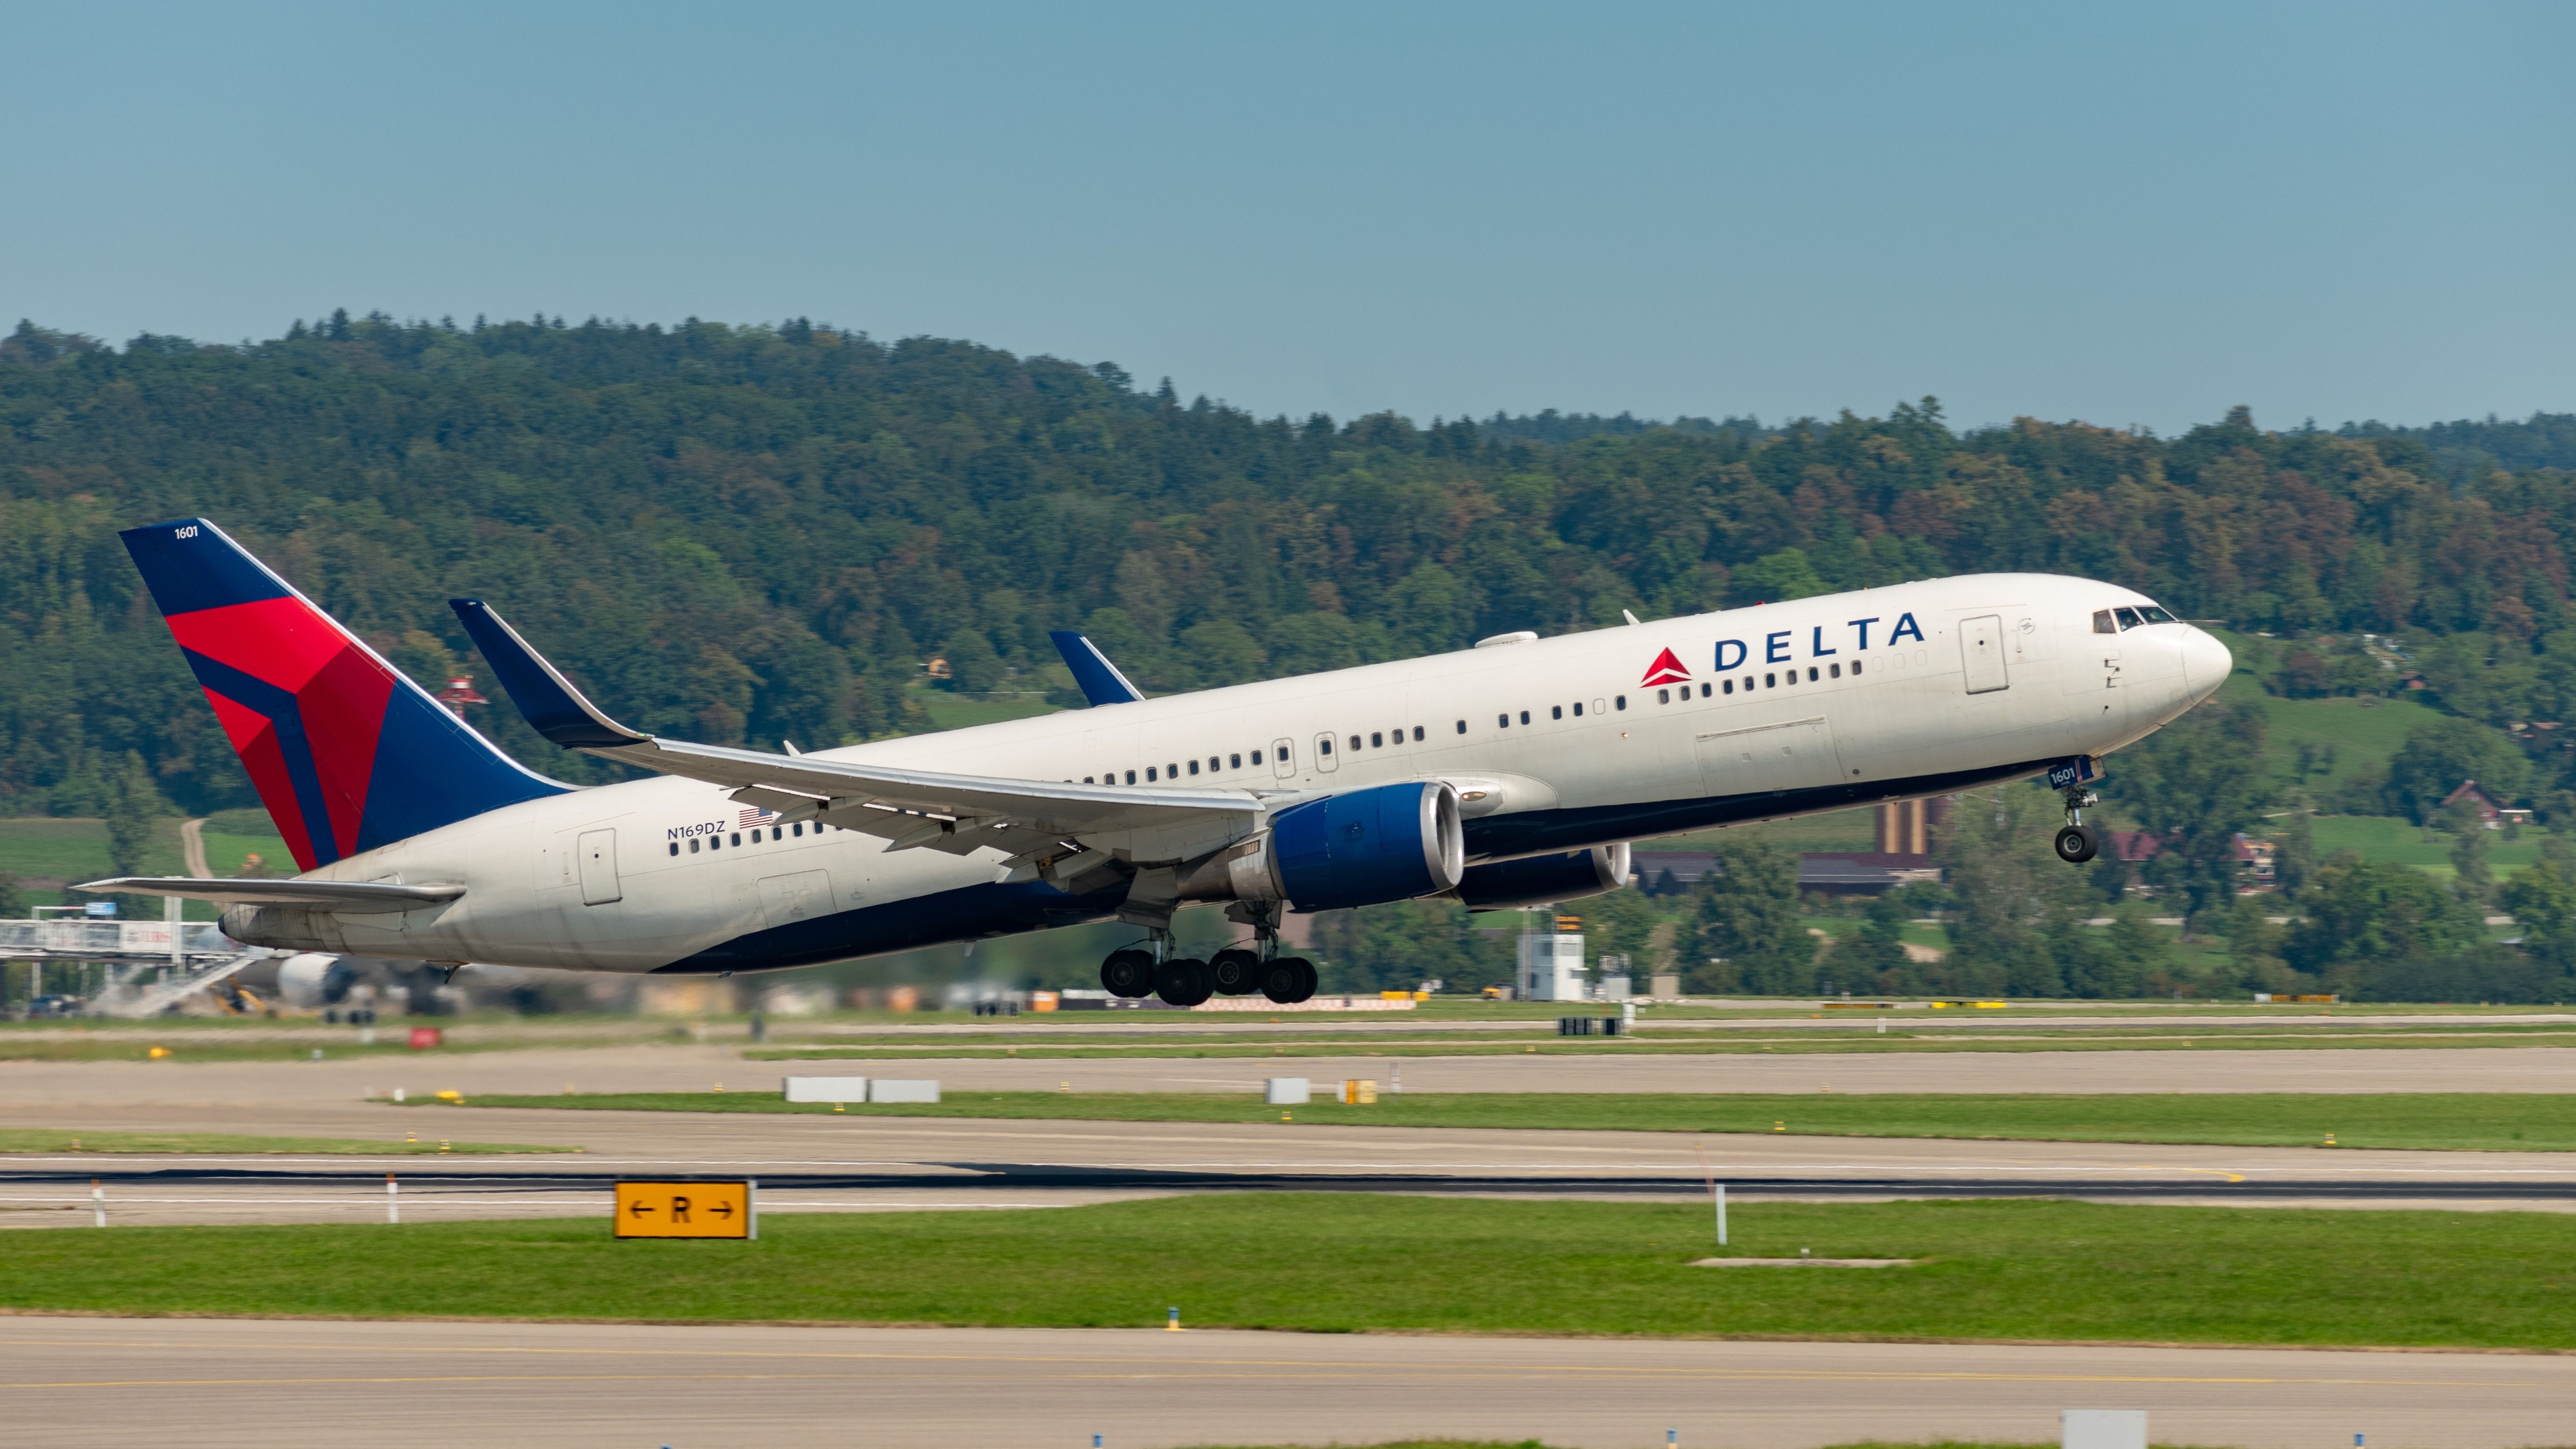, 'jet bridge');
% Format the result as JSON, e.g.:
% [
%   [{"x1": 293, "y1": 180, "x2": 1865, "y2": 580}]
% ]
[{"x1": 0, "y1": 916, "x2": 270, "y2": 1017}]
